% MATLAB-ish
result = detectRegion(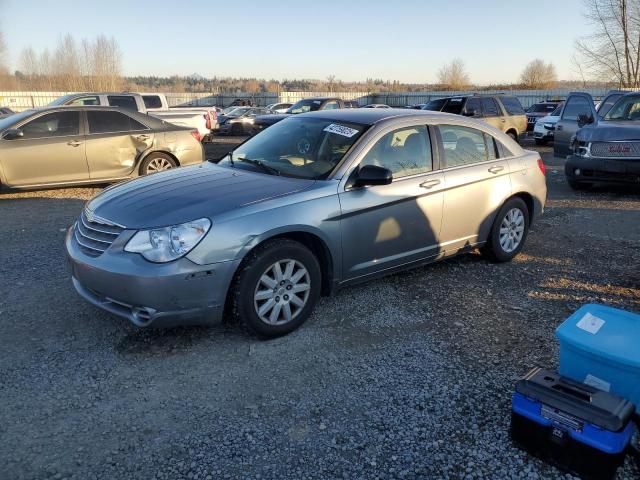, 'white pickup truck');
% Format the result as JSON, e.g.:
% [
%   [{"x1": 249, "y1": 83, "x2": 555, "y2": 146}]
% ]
[{"x1": 48, "y1": 92, "x2": 217, "y2": 141}]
